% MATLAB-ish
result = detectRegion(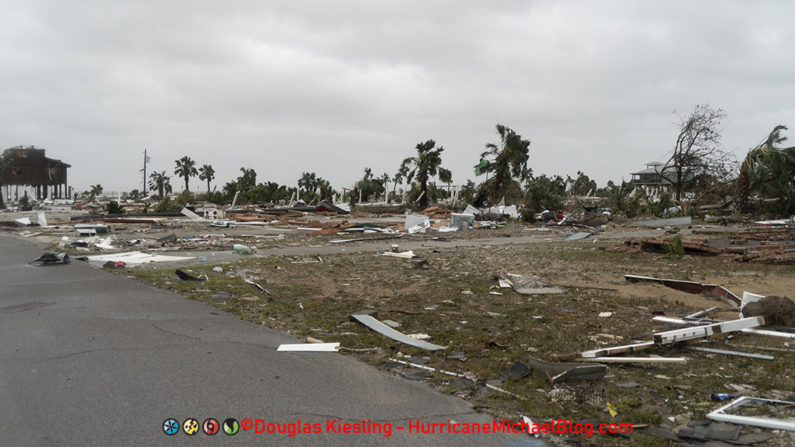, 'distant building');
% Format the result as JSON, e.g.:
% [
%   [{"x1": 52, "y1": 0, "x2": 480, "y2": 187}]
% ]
[
  {"x1": 0, "y1": 146, "x2": 71, "y2": 200},
  {"x1": 630, "y1": 162, "x2": 672, "y2": 198}
]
